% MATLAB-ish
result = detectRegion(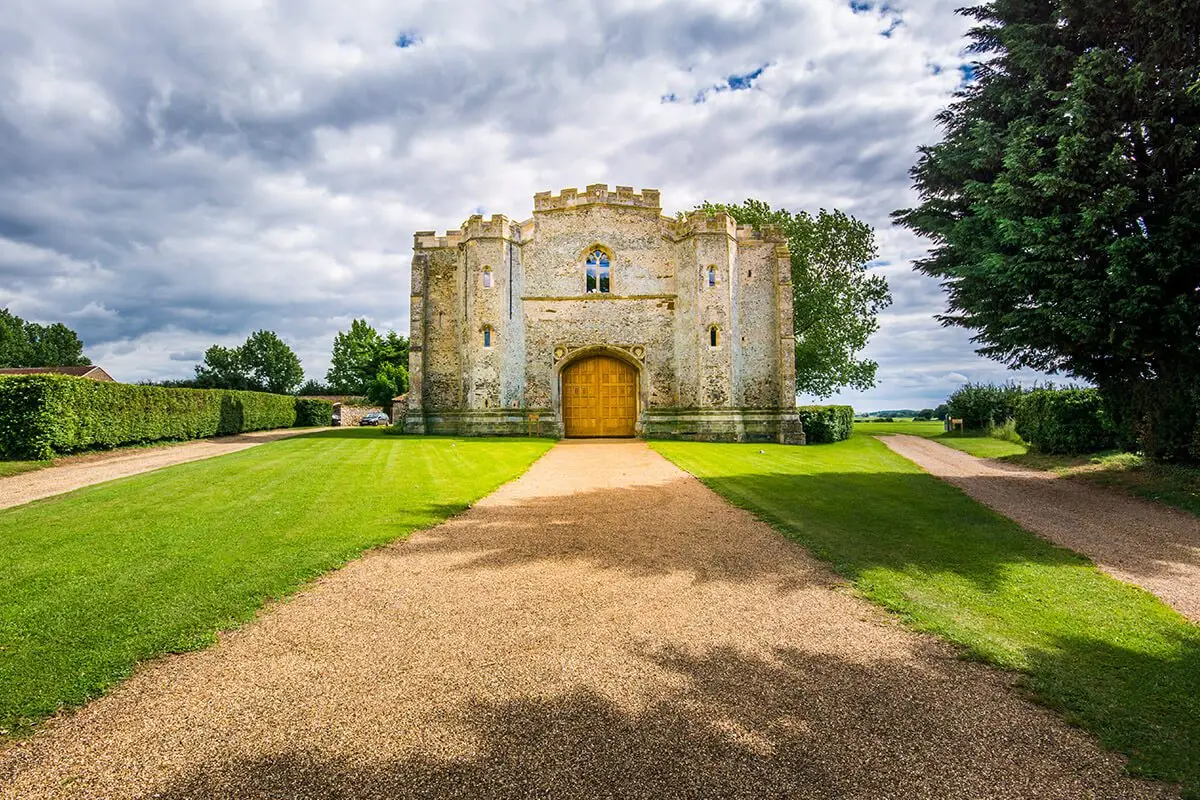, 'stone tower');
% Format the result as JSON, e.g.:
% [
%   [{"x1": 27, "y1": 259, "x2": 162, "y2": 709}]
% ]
[{"x1": 406, "y1": 185, "x2": 803, "y2": 443}]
